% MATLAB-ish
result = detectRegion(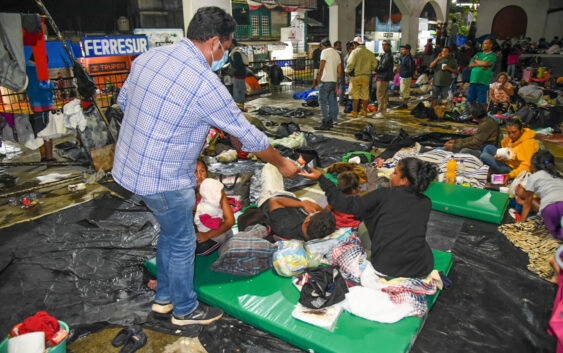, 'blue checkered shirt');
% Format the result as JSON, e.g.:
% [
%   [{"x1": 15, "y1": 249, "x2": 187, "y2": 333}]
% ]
[{"x1": 113, "y1": 38, "x2": 269, "y2": 195}]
